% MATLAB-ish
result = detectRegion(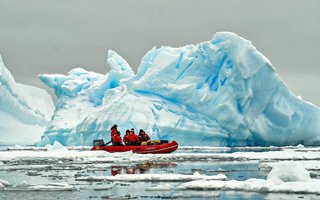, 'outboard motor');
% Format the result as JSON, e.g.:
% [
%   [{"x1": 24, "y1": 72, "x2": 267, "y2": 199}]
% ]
[{"x1": 93, "y1": 139, "x2": 105, "y2": 146}]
